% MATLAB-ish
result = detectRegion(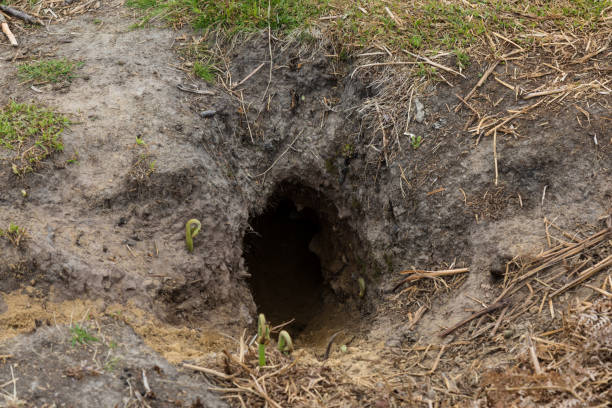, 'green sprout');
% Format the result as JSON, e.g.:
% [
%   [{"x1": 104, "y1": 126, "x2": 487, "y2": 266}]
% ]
[
  {"x1": 185, "y1": 219, "x2": 201, "y2": 253},
  {"x1": 358, "y1": 277, "x2": 365, "y2": 298},
  {"x1": 410, "y1": 134, "x2": 423, "y2": 149},
  {"x1": 70, "y1": 324, "x2": 99, "y2": 346},
  {"x1": 257, "y1": 313, "x2": 270, "y2": 367},
  {"x1": 278, "y1": 330, "x2": 294, "y2": 354}
]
